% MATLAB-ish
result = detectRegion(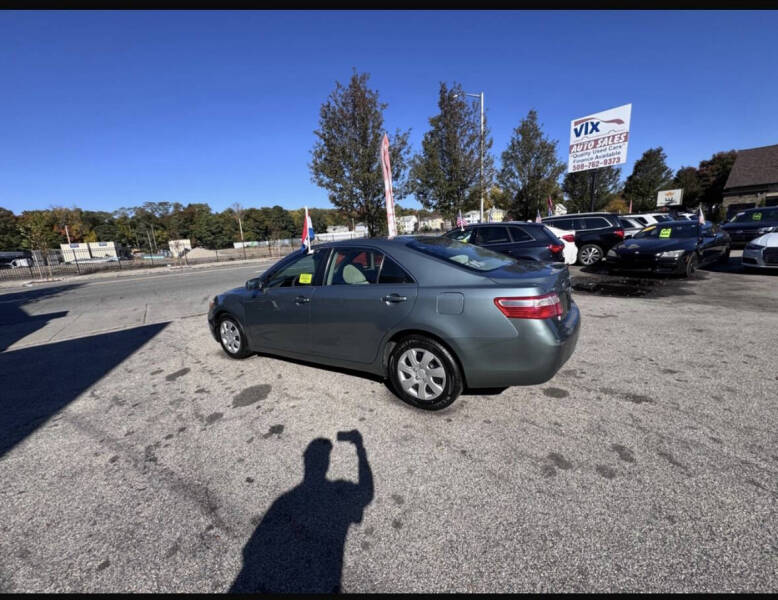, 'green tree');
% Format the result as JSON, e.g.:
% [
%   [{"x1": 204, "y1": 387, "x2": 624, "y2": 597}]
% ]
[
  {"x1": 623, "y1": 147, "x2": 673, "y2": 212},
  {"x1": 562, "y1": 166, "x2": 622, "y2": 213},
  {"x1": 409, "y1": 82, "x2": 494, "y2": 222},
  {"x1": 310, "y1": 70, "x2": 411, "y2": 237},
  {"x1": 18, "y1": 210, "x2": 60, "y2": 252},
  {"x1": 672, "y1": 166, "x2": 702, "y2": 208},
  {"x1": 498, "y1": 109, "x2": 565, "y2": 220},
  {"x1": 0, "y1": 208, "x2": 22, "y2": 251},
  {"x1": 697, "y1": 150, "x2": 737, "y2": 205}
]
